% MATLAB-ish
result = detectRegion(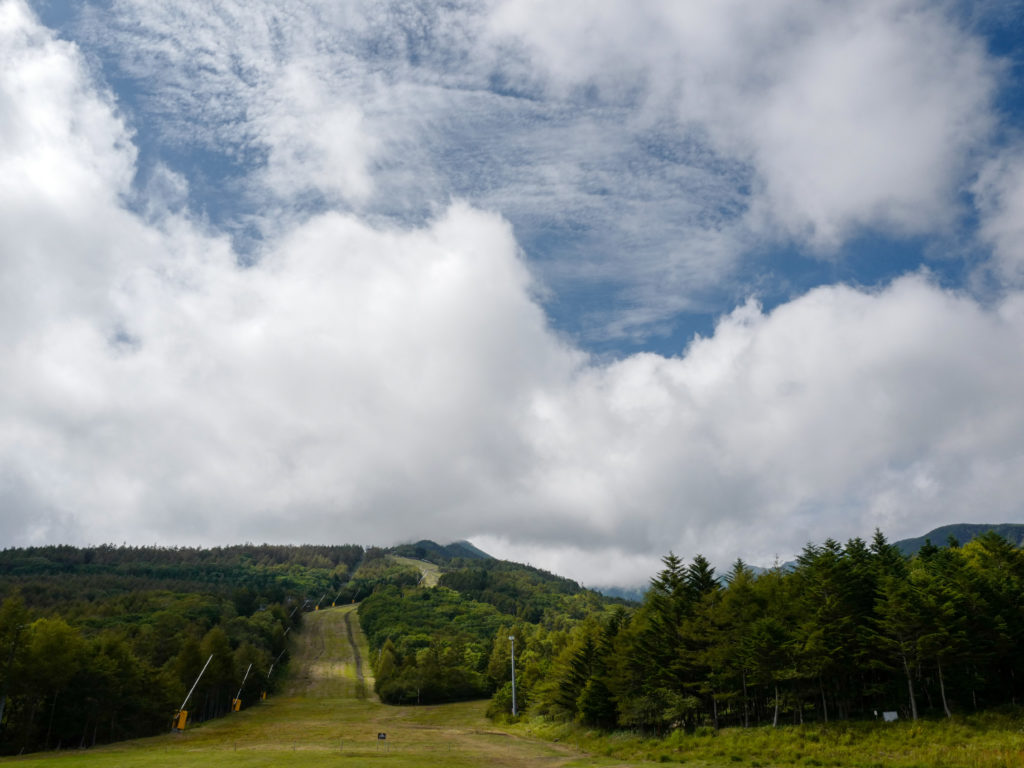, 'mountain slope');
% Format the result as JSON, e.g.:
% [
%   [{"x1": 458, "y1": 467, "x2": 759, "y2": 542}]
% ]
[
  {"x1": 386, "y1": 539, "x2": 493, "y2": 562},
  {"x1": 893, "y1": 523, "x2": 1024, "y2": 555}
]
